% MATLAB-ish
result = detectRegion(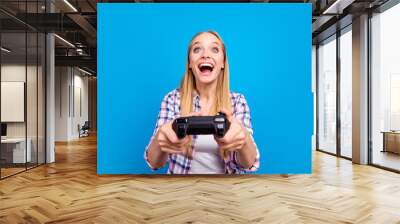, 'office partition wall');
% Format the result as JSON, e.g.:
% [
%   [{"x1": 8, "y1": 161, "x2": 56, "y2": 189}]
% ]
[
  {"x1": 0, "y1": 0, "x2": 47, "y2": 179},
  {"x1": 0, "y1": 31, "x2": 28, "y2": 177}
]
